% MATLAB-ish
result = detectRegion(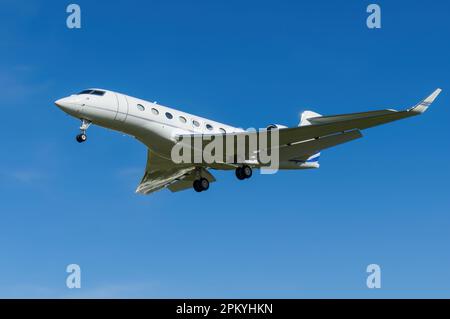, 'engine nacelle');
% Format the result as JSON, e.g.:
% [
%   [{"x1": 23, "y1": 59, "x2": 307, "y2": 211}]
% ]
[{"x1": 266, "y1": 124, "x2": 288, "y2": 130}]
